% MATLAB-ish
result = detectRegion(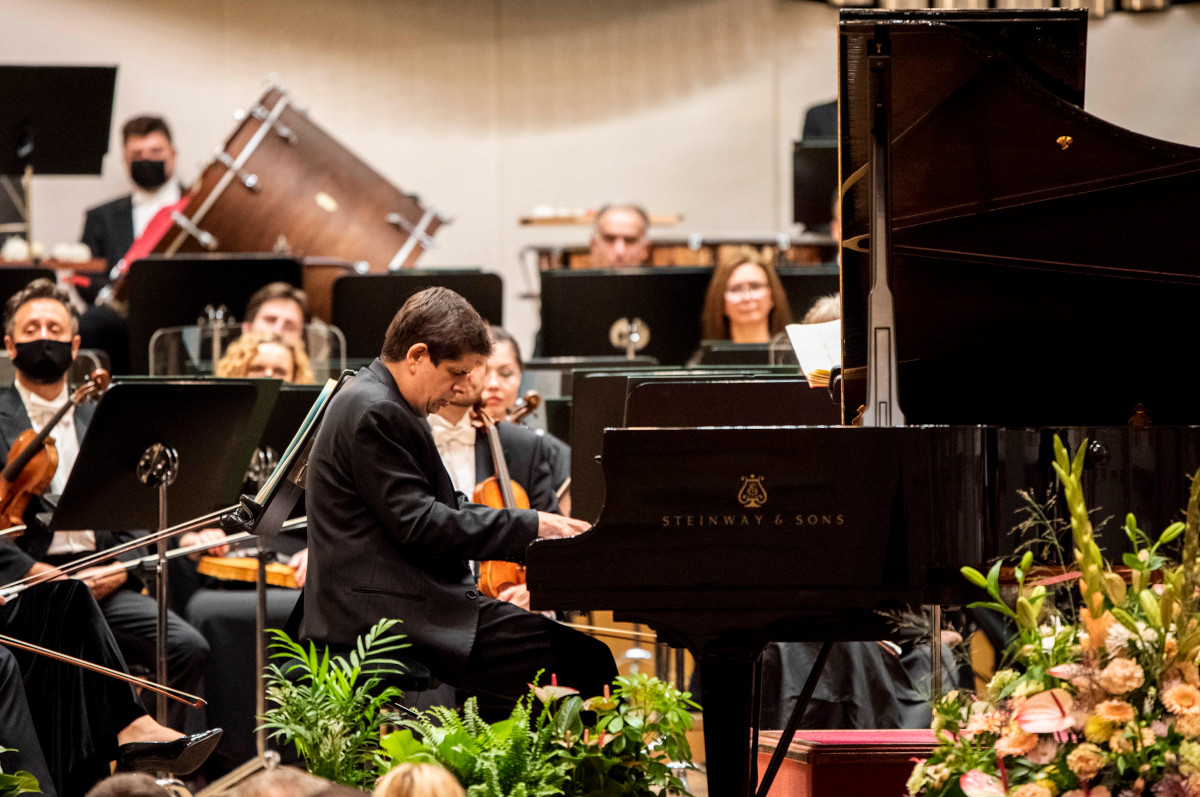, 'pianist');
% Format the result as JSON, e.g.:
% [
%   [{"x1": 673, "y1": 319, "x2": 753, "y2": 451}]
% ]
[{"x1": 301, "y1": 287, "x2": 616, "y2": 710}]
